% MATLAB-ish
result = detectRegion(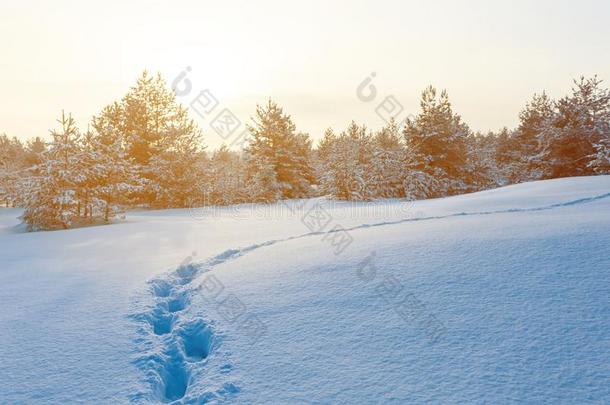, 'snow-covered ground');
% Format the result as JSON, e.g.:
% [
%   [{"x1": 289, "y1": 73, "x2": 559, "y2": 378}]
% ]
[{"x1": 1, "y1": 176, "x2": 609, "y2": 404}]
